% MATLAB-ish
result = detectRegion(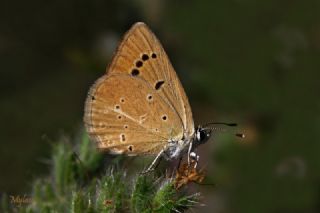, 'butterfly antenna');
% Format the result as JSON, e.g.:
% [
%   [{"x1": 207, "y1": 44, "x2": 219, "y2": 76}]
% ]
[
  {"x1": 204, "y1": 122, "x2": 238, "y2": 127},
  {"x1": 204, "y1": 122, "x2": 245, "y2": 139}
]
